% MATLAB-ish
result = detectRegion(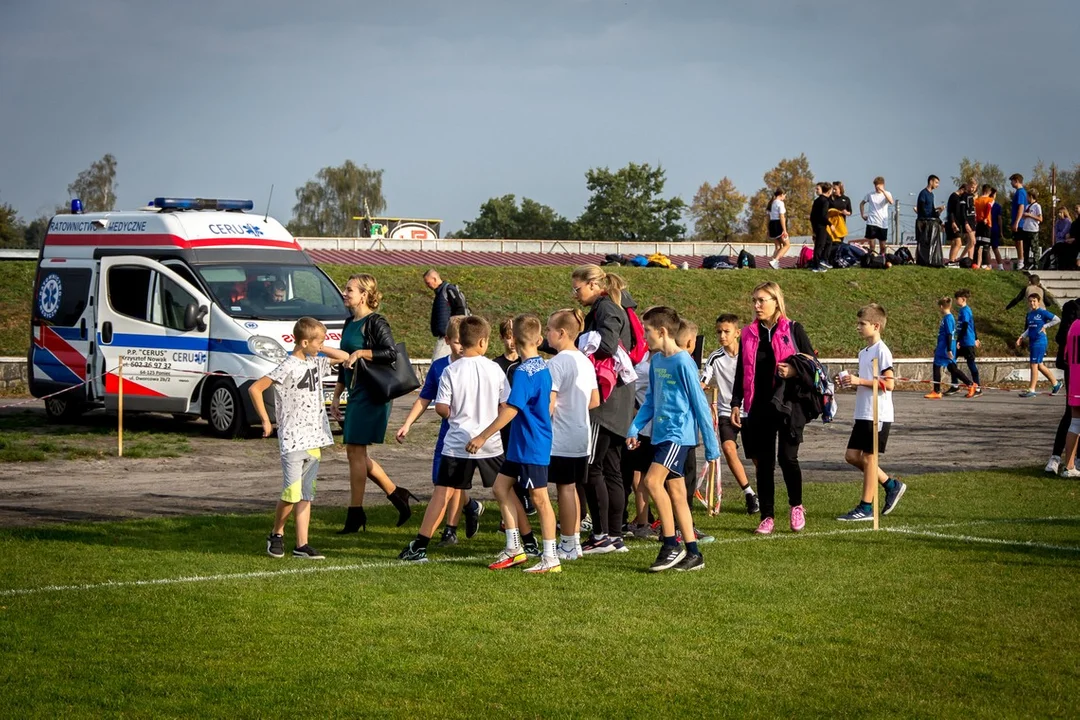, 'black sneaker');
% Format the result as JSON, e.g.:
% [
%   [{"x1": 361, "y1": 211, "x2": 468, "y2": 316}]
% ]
[
  {"x1": 464, "y1": 500, "x2": 485, "y2": 539},
  {"x1": 883, "y1": 480, "x2": 907, "y2": 515},
  {"x1": 292, "y1": 544, "x2": 325, "y2": 559},
  {"x1": 943, "y1": 386, "x2": 961, "y2": 396},
  {"x1": 398, "y1": 540, "x2": 428, "y2": 563},
  {"x1": 266, "y1": 533, "x2": 284, "y2": 558},
  {"x1": 437, "y1": 527, "x2": 458, "y2": 547},
  {"x1": 649, "y1": 544, "x2": 686, "y2": 573},
  {"x1": 745, "y1": 492, "x2": 760, "y2": 515},
  {"x1": 674, "y1": 552, "x2": 705, "y2": 572},
  {"x1": 523, "y1": 538, "x2": 541, "y2": 557}
]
